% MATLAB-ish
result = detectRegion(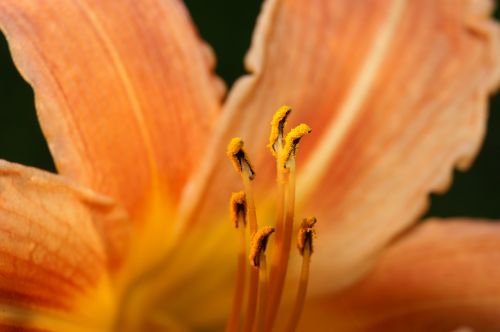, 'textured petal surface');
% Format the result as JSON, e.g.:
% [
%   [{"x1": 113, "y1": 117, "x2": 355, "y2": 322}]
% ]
[
  {"x1": 299, "y1": 219, "x2": 500, "y2": 332},
  {"x1": 0, "y1": 160, "x2": 129, "y2": 331},
  {"x1": 0, "y1": 0, "x2": 224, "y2": 221},
  {"x1": 213, "y1": 0, "x2": 500, "y2": 292}
]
